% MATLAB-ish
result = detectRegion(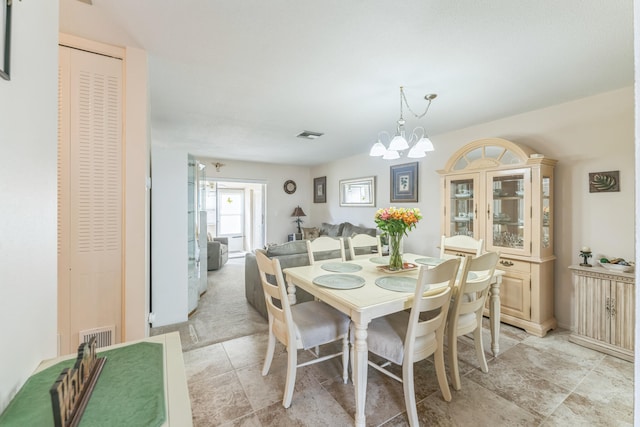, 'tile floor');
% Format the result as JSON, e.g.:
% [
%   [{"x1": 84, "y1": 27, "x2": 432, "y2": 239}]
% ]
[{"x1": 183, "y1": 321, "x2": 634, "y2": 426}]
